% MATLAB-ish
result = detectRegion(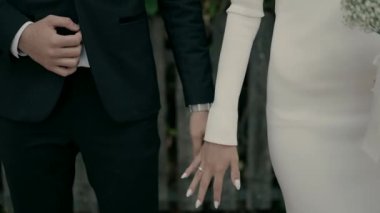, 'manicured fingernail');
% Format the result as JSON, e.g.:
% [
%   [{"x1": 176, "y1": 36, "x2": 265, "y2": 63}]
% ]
[
  {"x1": 234, "y1": 179, "x2": 241, "y2": 190},
  {"x1": 181, "y1": 172, "x2": 189, "y2": 179},
  {"x1": 214, "y1": 201, "x2": 220, "y2": 209},
  {"x1": 186, "y1": 189, "x2": 193, "y2": 197},
  {"x1": 195, "y1": 200, "x2": 202, "y2": 209}
]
